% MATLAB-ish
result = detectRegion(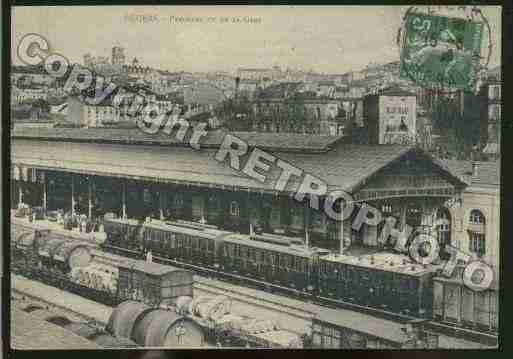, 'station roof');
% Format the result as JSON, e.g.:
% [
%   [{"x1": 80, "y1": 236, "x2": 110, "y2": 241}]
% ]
[
  {"x1": 13, "y1": 122, "x2": 469, "y2": 195},
  {"x1": 11, "y1": 306, "x2": 100, "y2": 349},
  {"x1": 12, "y1": 137, "x2": 421, "y2": 193},
  {"x1": 11, "y1": 127, "x2": 343, "y2": 153}
]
